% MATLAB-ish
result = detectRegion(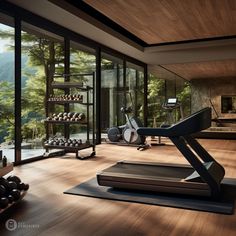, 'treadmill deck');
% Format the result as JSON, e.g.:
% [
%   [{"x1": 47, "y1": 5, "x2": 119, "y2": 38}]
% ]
[{"x1": 97, "y1": 160, "x2": 211, "y2": 197}]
